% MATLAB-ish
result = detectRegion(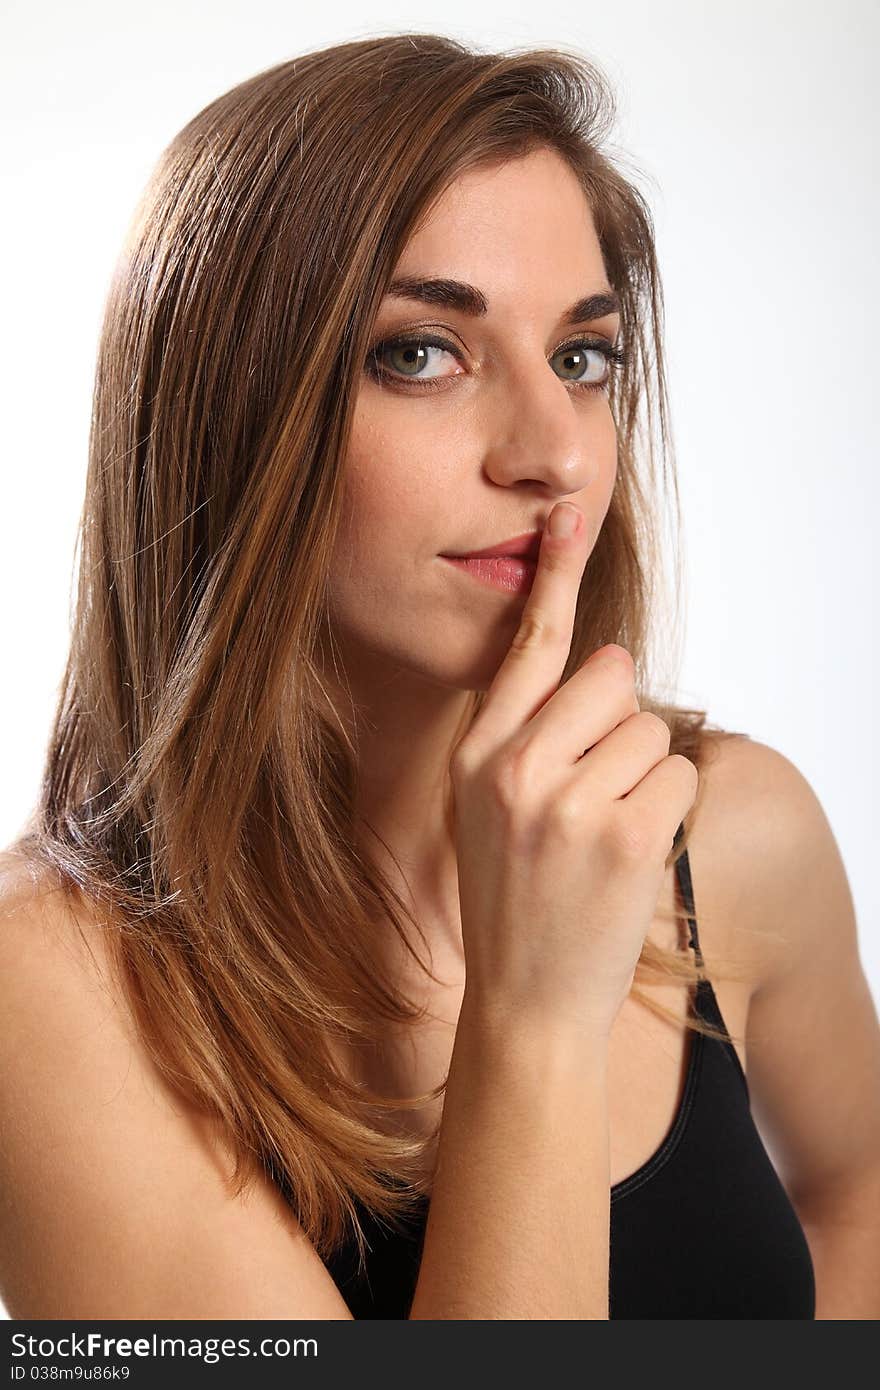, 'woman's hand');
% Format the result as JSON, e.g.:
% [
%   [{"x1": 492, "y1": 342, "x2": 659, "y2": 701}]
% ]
[{"x1": 451, "y1": 501, "x2": 698, "y2": 1042}]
